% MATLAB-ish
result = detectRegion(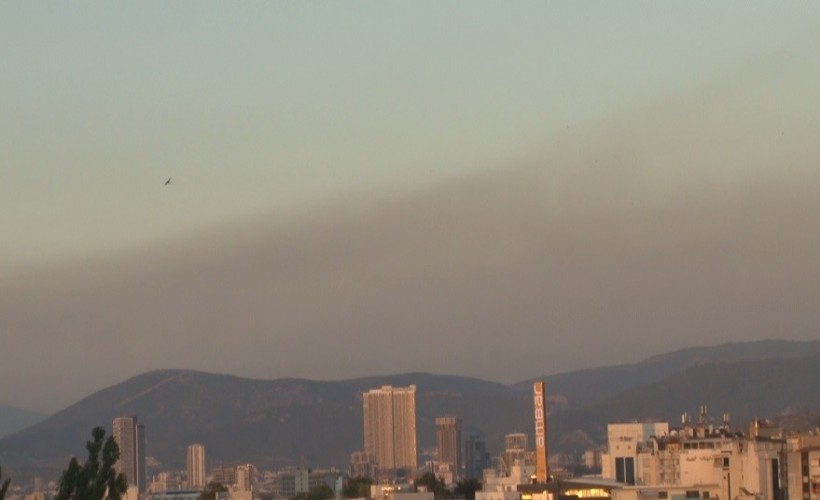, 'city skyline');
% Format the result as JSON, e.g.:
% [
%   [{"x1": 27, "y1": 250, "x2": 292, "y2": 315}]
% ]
[
  {"x1": 0, "y1": 351, "x2": 817, "y2": 500},
  {"x1": 2, "y1": 407, "x2": 815, "y2": 500}
]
